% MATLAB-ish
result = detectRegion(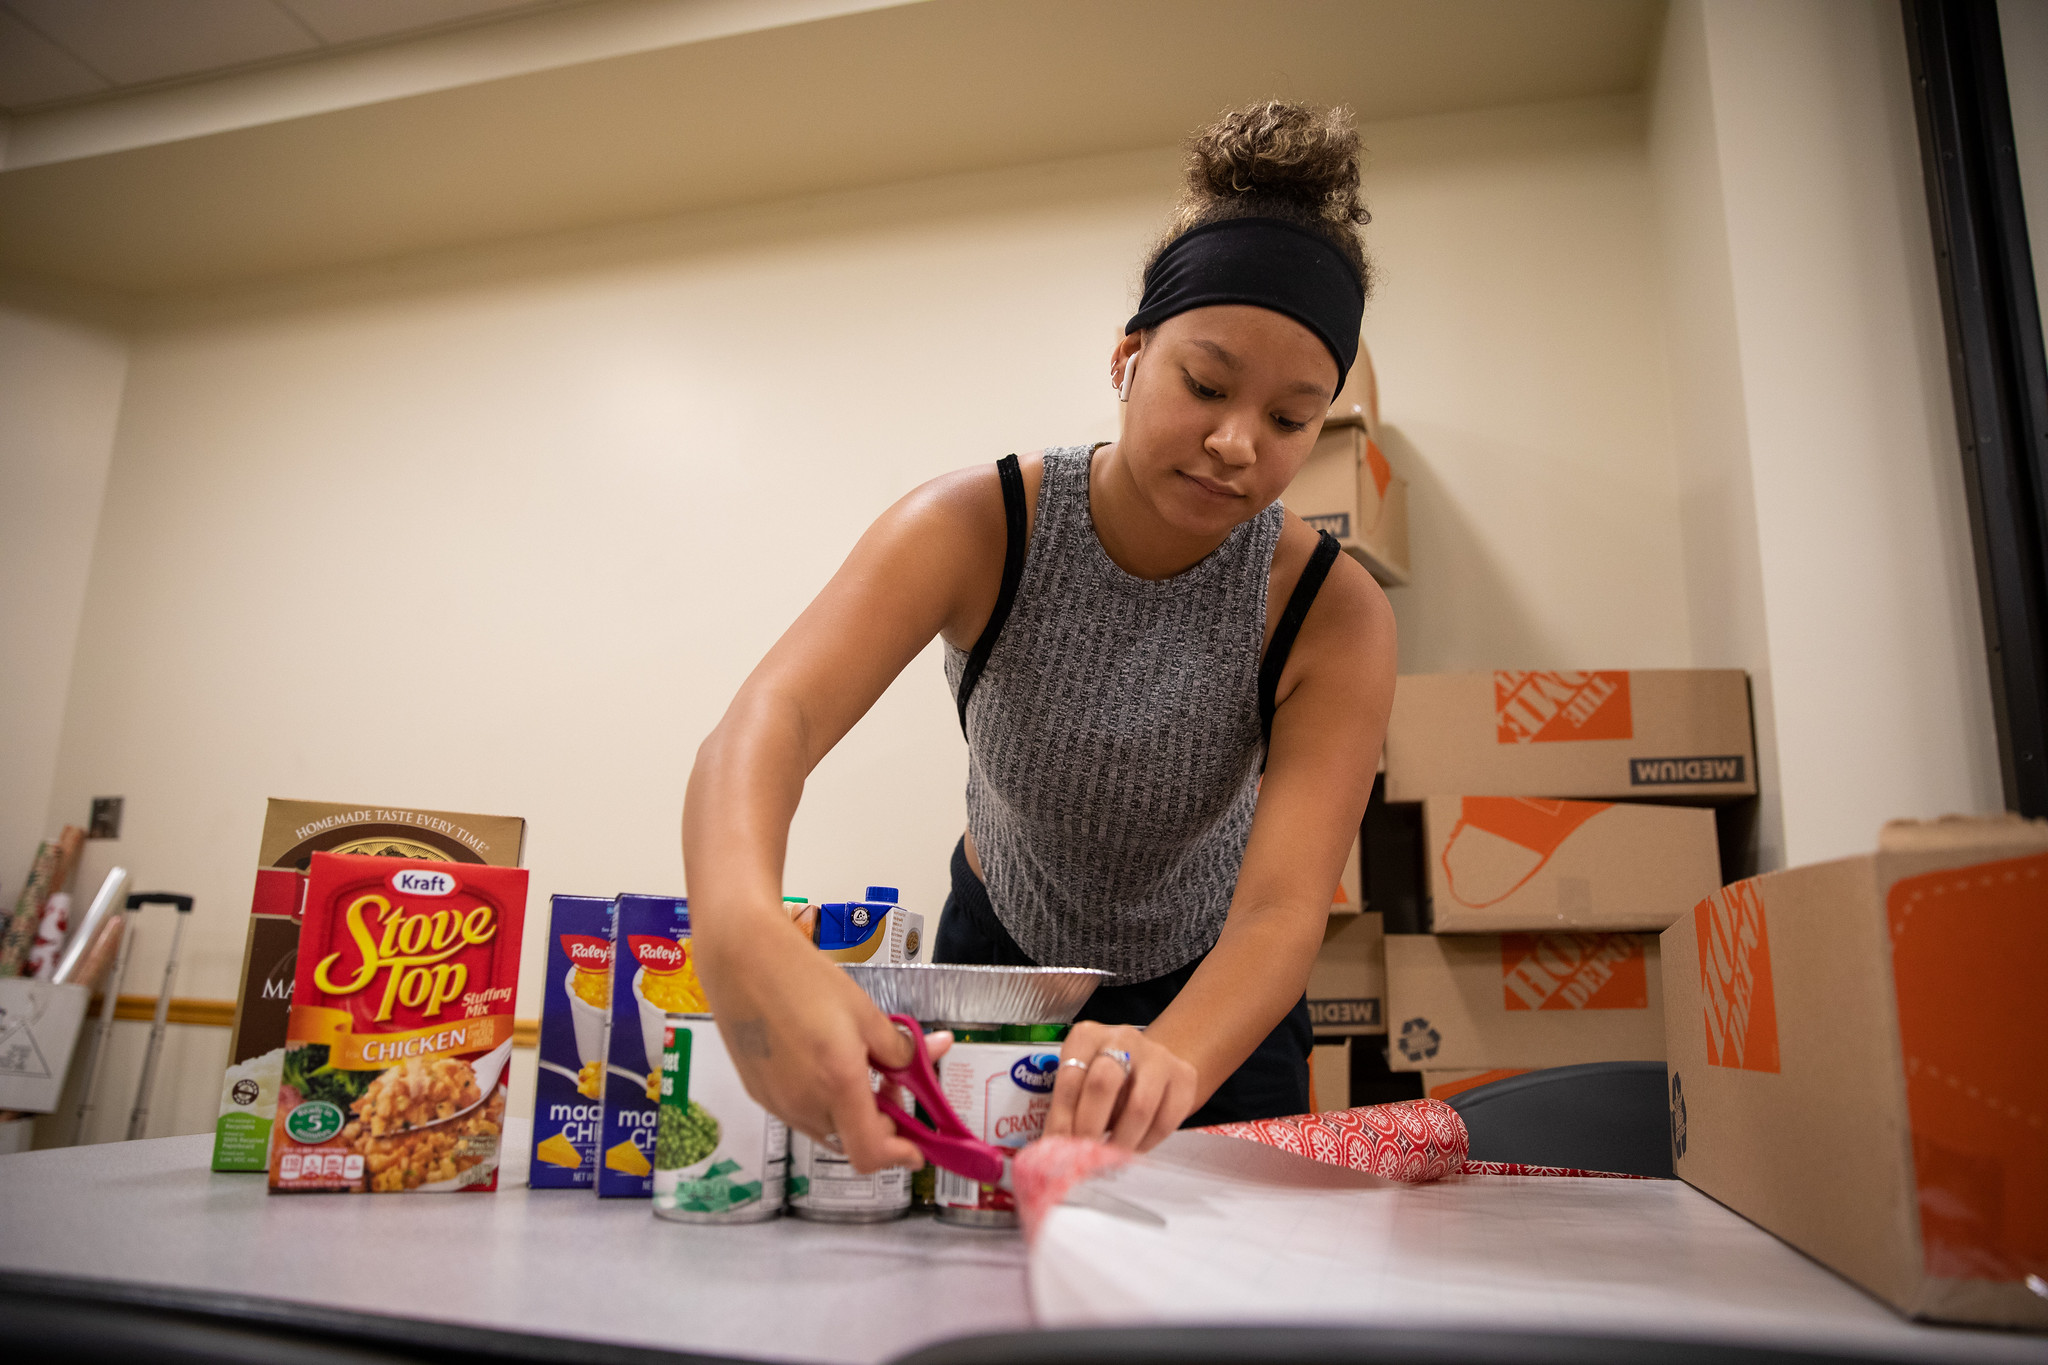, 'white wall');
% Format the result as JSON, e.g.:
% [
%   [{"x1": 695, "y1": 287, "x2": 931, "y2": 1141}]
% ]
[
  {"x1": 39, "y1": 98, "x2": 1690, "y2": 1133},
  {"x1": 1371, "y1": 96, "x2": 1693, "y2": 675},
  {"x1": 1648, "y1": 0, "x2": 1785, "y2": 870},
  {"x1": 2002, "y1": 0, "x2": 2048, "y2": 363},
  {"x1": 0, "y1": 292, "x2": 128, "y2": 904},
  {"x1": 1650, "y1": 0, "x2": 2004, "y2": 869}
]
